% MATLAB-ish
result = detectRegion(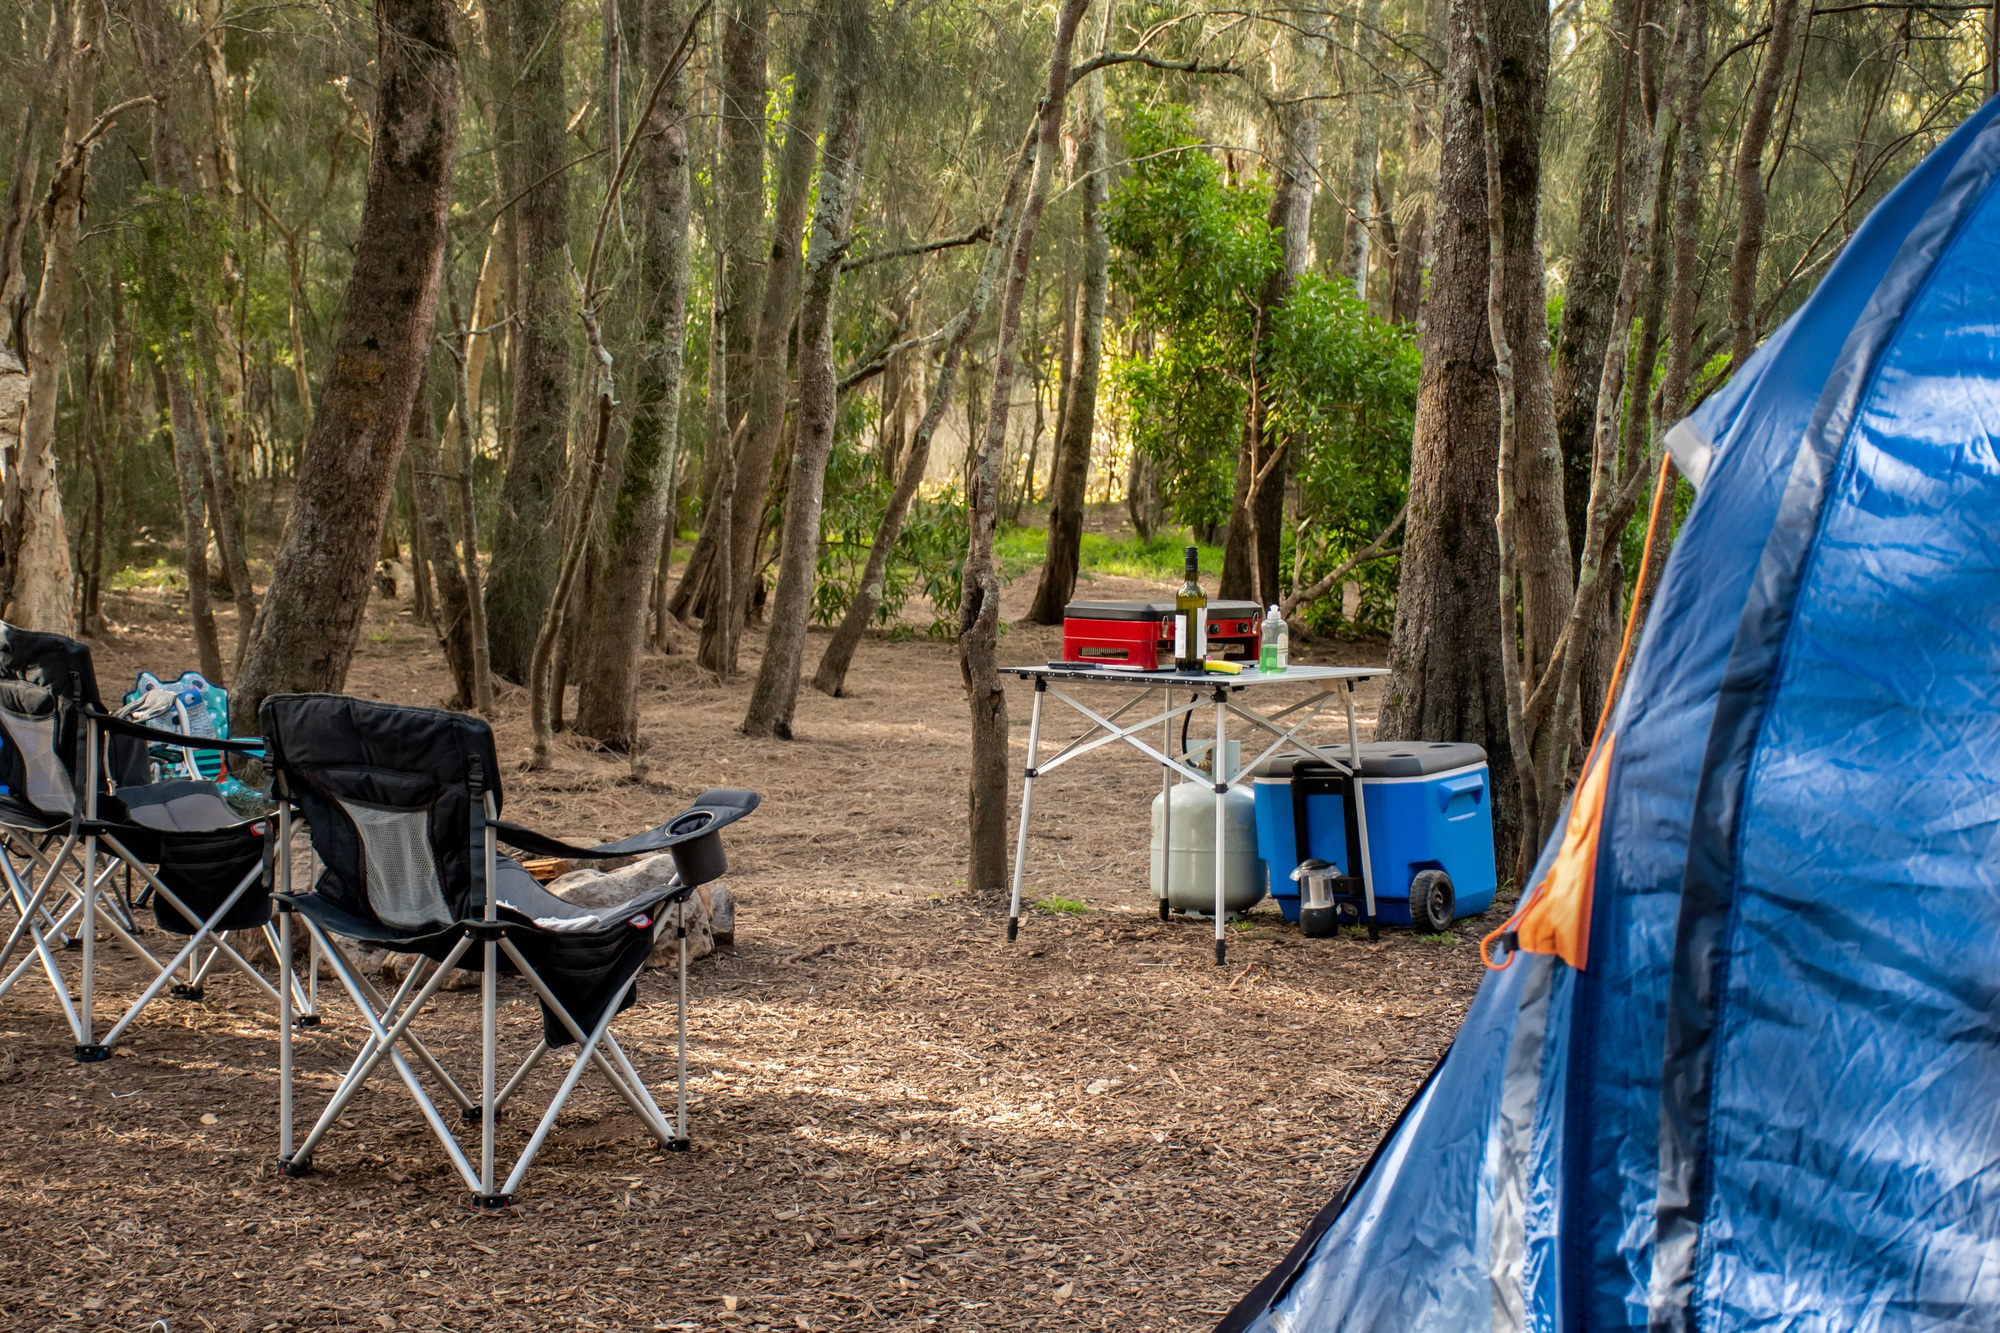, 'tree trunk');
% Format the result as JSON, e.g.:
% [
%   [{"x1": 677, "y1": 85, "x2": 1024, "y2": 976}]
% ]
[
  {"x1": 166, "y1": 366, "x2": 225, "y2": 680},
  {"x1": 699, "y1": 12, "x2": 830, "y2": 676},
  {"x1": 1727, "y1": 0, "x2": 1802, "y2": 372},
  {"x1": 407, "y1": 374, "x2": 479, "y2": 708},
  {"x1": 1025, "y1": 33, "x2": 1109, "y2": 626},
  {"x1": 718, "y1": 0, "x2": 768, "y2": 431},
  {"x1": 1549, "y1": 0, "x2": 1640, "y2": 564},
  {"x1": 486, "y1": 0, "x2": 572, "y2": 684},
  {"x1": 14, "y1": 0, "x2": 109, "y2": 634},
  {"x1": 1223, "y1": 20, "x2": 1325, "y2": 605},
  {"x1": 1379, "y1": 0, "x2": 1554, "y2": 871},
  {"x1": 811, "y1": 129, "x2": 1038, "y2": 697},
  {"x1": 231, "y1": 0, "x2": 457, "y2": 727},
  {"x1": 962, "y1": 0, "x2": 1091, "y2": 900},
  {"x1": 1343, "y1": 0, "x2": 1384, "y2": 300},
  {"x1": 743, "y1": 7, "x2": 866, "y2": 739},
  {"x1": 574, "y1": 0, "x2": 694, "y2": 752}
]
